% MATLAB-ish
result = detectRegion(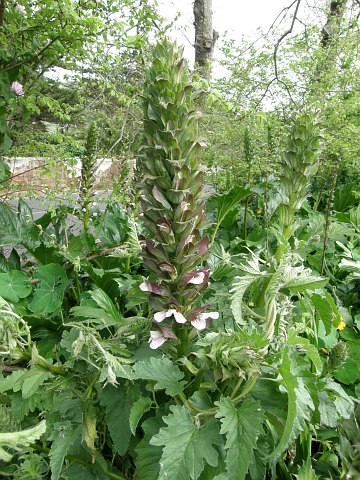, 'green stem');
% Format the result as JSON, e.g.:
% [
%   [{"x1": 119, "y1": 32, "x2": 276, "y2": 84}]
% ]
[
  {"x1": 23, "y1": 350, "x2": 68, "y2": 377},
  {"x1": 230, "y1": 377, "x2": 244, "y2": 399},
  {"x1": 232, "y1": 374, "x2": 259, "y2": 403},
  {"x1": 178, "y1": 393, "x2": 217, "y2": 416},
  {"x1": 257, "y1": 224, "x2": 291, "y2": 308},
  {"x1": 124, "y1": 256, "x2": 131, "y2": 274}
]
